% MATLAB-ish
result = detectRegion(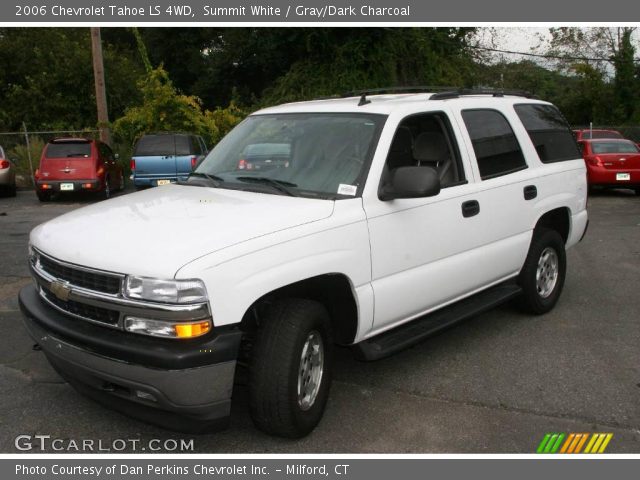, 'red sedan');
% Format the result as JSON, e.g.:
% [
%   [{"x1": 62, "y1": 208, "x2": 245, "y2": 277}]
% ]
[{"x1": 579, "y1": 139, "x2": 640, "y2": 195}]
